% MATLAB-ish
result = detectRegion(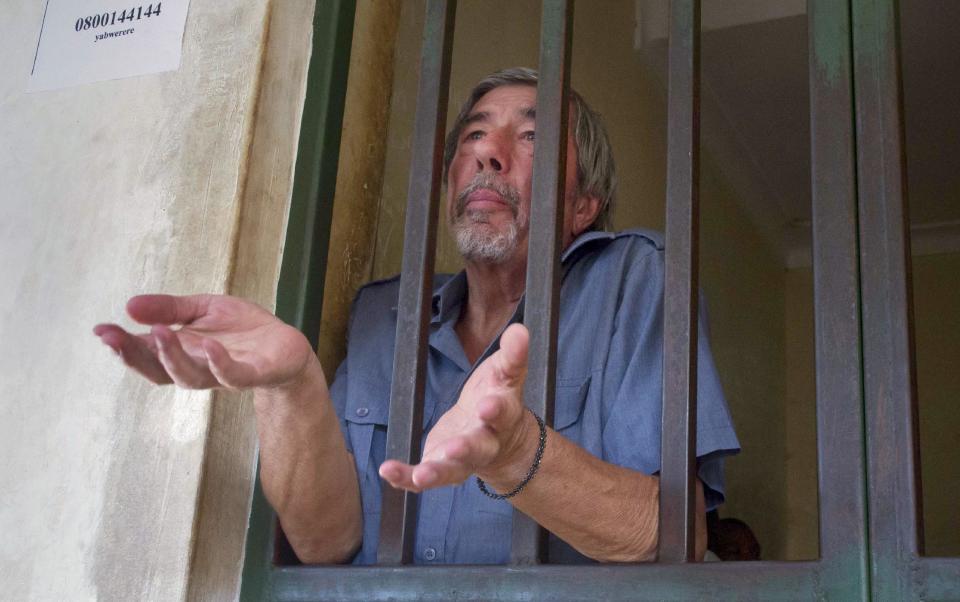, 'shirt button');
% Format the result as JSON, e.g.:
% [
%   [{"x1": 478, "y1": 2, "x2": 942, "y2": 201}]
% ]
[
  {"x1": 423, "y1": 547, "x2": 437, "y2": 561},
  {"x1": 355, "y1": 407, "x2": 369, "y2": 417}
]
